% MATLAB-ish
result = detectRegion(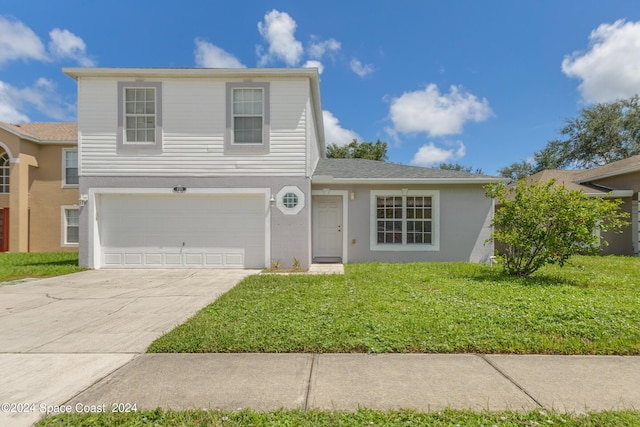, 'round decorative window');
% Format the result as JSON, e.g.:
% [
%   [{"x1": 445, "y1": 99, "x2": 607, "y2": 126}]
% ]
[
  {"x1": 276, "y1": 186, "x2": 305, "y2": 215},
  {"x1": 282, "y1": 192, "x2": 299, "y2": 209}
]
